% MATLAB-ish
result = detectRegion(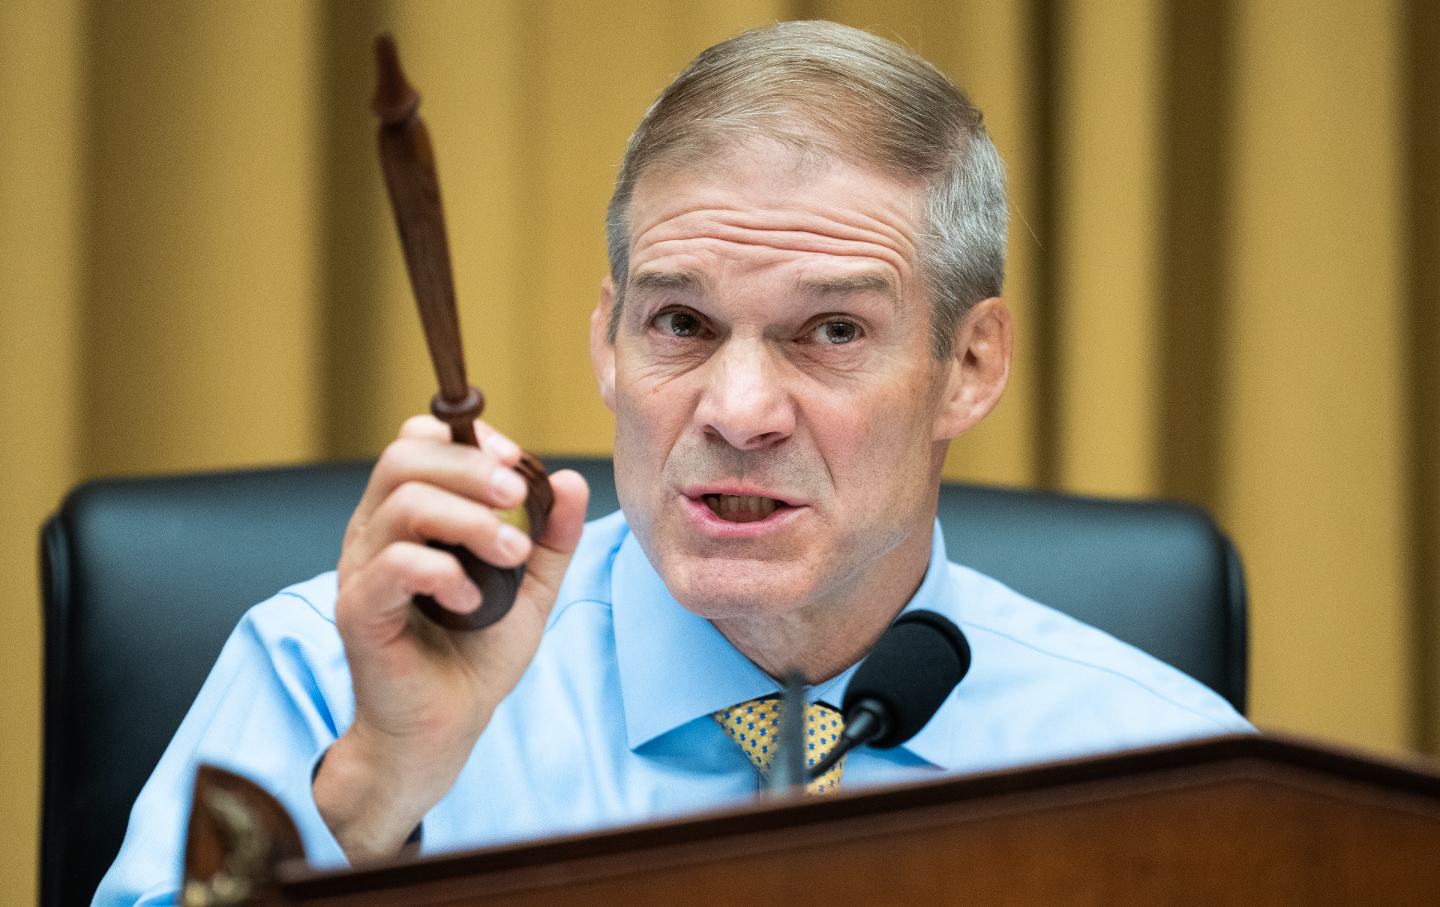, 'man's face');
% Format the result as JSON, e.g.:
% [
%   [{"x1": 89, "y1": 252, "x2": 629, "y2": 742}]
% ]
[{"x1": 592, "y1": 141, "x2": 970, "y2": 625}]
